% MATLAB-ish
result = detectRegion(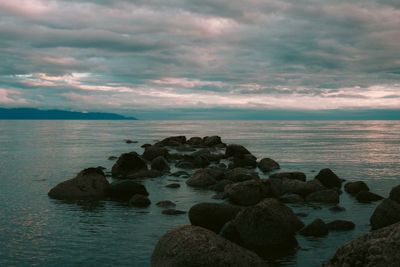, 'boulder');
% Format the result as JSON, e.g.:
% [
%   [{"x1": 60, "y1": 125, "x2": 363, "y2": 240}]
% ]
[
  {"x1": 175, "y1": 144, "x2": 196, "y2": 152},
  {"x1": 209, "y1": 179, "x2": 234, "y2": 192},
  {"x1": 314, "y1": 168, "x2": 342, "y2": 189},
  {"x1": 175, "y1": 161, "x2": 195, "y2": 169},
  {"x1": 161, "y1": 209, "x2": 186, "y2": 215},
  {"x1": 232, "y1": 199, "x2": 304, "y2": 251},
  {"x1": 344, "y1": 181, "x2": 370, "y2": 196},
  {"x1": 225, "y1": 144, "x2": 252, "y2": 158},
  {"x1": 151, "y1": 156, "x2": 170, "y2": 172},
  {"x1": 220, "y1": 220, "x2": 244, "y2": 245},
  {"x1": 109, "y1": 180, "x2": 148, "y2": 201},
  {"x1": 232, "y1": 154, "x2": 258, "y2": 168},
  {"x1": 305, "y1": 189, "x2": 340, "y2": 204},
  {"x1": 299, "y1": 219, "x2": 329, "y2": 237},
  {"x1": 225, "y1": 167, "x2": 259, "y2": 182},
  {"x1": 225, "y1": 179, "x2": 276, "y2": 206},
  {"x1": 170, "y1": 171, "x2": 189, "y2": 177},
  {"x1": 155, "y1": 136, "x2": 186, "y2": 147},
  {"x1": 189, "y1": 203, "x2": 242, "y2": 233},
  {"x1": 151, "y1": 225, "x2": 266, "y2": 267},
  {"x1": 203, "y1": 135, "x2": 222, "y2": 147},
  {"x1": 389, "y1": 185, "x2": 400, "y2": 203},
  {"x1": 324, "y1": 222, "x2": 400, "y2": 267},
  {"x1": 186, "y1": 168, "x2": 224, "y2": 188},
  {"x1": 370, "y1": 199, "x2": 400, "y2": 230},
  {"x1": 48, "y1": 168, "x2": 110, "y2": 199},
  {"x1": 258, "y1": 158, "x2": 280, "y2": 173},
  {"x1": 129, "y1": 194, "x2": 151, "y2": 207},
  {"x1": 275, "y1": 178, "x2": 326, "y2": 197},
  {"x1": 269, "y1": 172, "x2": 306, "y2": 182},
  {"x1": 156, "y1": 200, "x2": 176, "y2": 208},
  {"x1": 143, "y1": 146, "x2": 169, "y2": 161},
  {"x1": 111, "y1": 152, "x2": 148, "y2": 177},
  {"x1": 126, "y1": 169, "x2": 163, "y2": 179},
  {"x1": 327, "y1": 220, "x2": 355, "y2": 231},
  {"x1": 356, "y1": 191, "x2": 384, "y2": 203},
  {"x1": 279, "y1": 194, "x2": 304, "y2": 203},
  {"x1": 186, "y1": 136, "x2": 204, "y2": 147}
]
